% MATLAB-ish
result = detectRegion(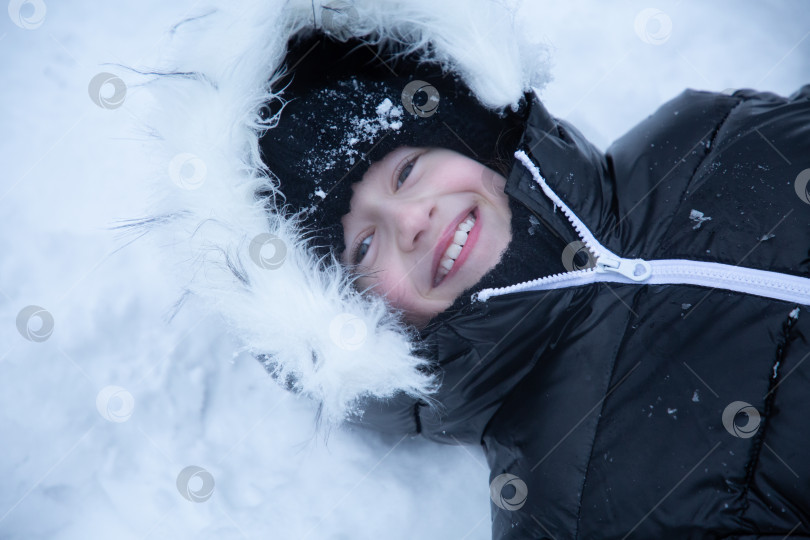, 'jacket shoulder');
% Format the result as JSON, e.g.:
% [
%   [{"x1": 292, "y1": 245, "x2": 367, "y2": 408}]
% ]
[
  {"x1": 610, "y1": 88, "x2": 743, "y2": 150},
  {"x1": 606, "y1": 89, "x2": 745, "y2": 191},
  {"x1": 597, "y1": 89, "x2": 747, "y2": 255}
]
